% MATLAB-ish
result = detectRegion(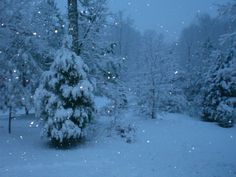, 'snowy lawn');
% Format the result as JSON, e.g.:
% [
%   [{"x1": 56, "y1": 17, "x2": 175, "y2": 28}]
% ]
[{"x1": 0, "y1": 112, "x2": 236, "y2": 177}]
